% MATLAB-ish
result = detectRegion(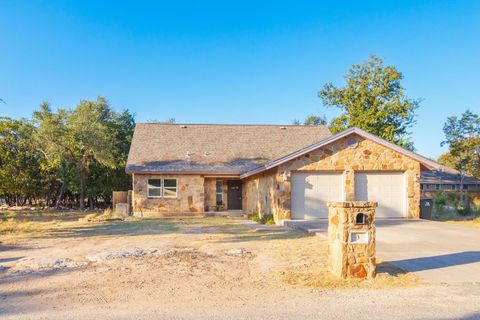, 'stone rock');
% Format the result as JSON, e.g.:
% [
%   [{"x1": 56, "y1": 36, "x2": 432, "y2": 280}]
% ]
[
  {"x1": 16, "y1": 258, "x2": 87, "y2": 270},
  {"x1": 225, "y1": 248, "x2": 249, "y2": 255},
  {"x1": 86, "y1": 248, "x2": 152, "y2": 262}
]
